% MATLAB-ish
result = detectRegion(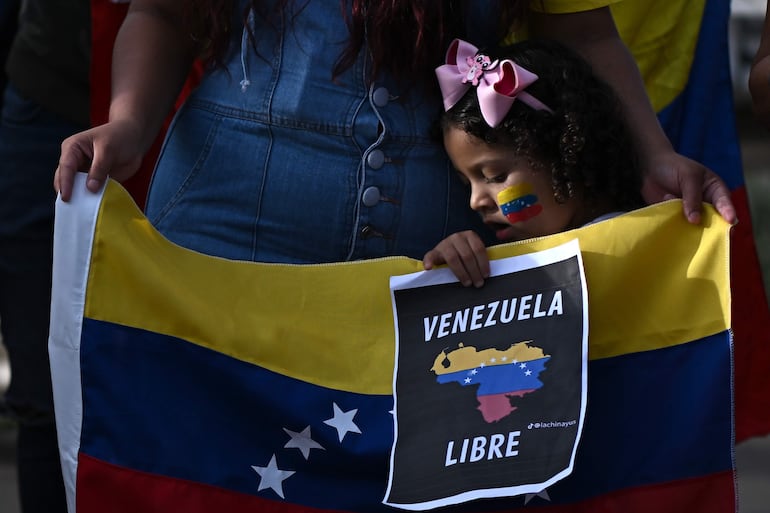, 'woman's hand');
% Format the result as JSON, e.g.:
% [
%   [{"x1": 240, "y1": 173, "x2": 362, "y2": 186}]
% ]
[
  {"x1": 423, "y1": 231, "x2": 490, "y2": 288},
  {"x1": 641, "y1": 150, "x2": 737, "y2": 225},
  {"x1": 54, "y1": 119, "x2": 146, "y2": 201},
  {"x1": 55, "y1": 1, "x2": 198, "y2": 201},
  {"x1": 529, "y1": 7, "x2": 737, "y2": 226}
]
